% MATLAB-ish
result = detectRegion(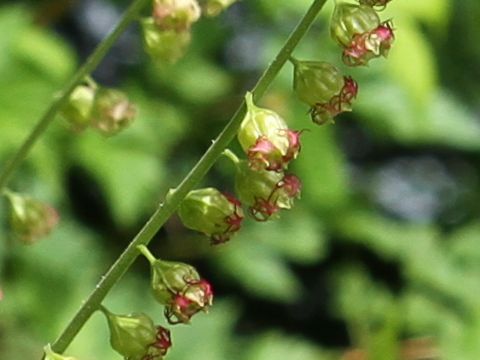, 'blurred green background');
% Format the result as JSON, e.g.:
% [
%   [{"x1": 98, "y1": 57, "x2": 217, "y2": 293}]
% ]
[{"x1": 1, "y1": 0, "x2": 480, "y2": 359}]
